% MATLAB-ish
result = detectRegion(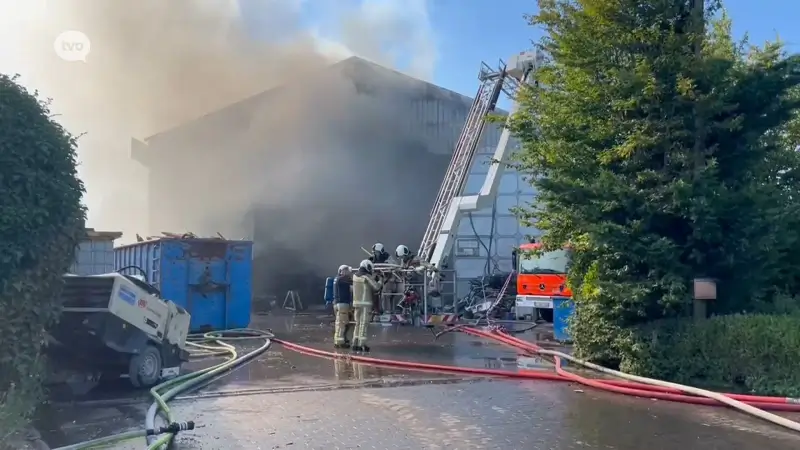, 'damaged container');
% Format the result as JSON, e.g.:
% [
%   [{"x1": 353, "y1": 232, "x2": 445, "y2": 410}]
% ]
[{"x1": 114, "y1": 237, "x2": 253, "y2": 332}]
